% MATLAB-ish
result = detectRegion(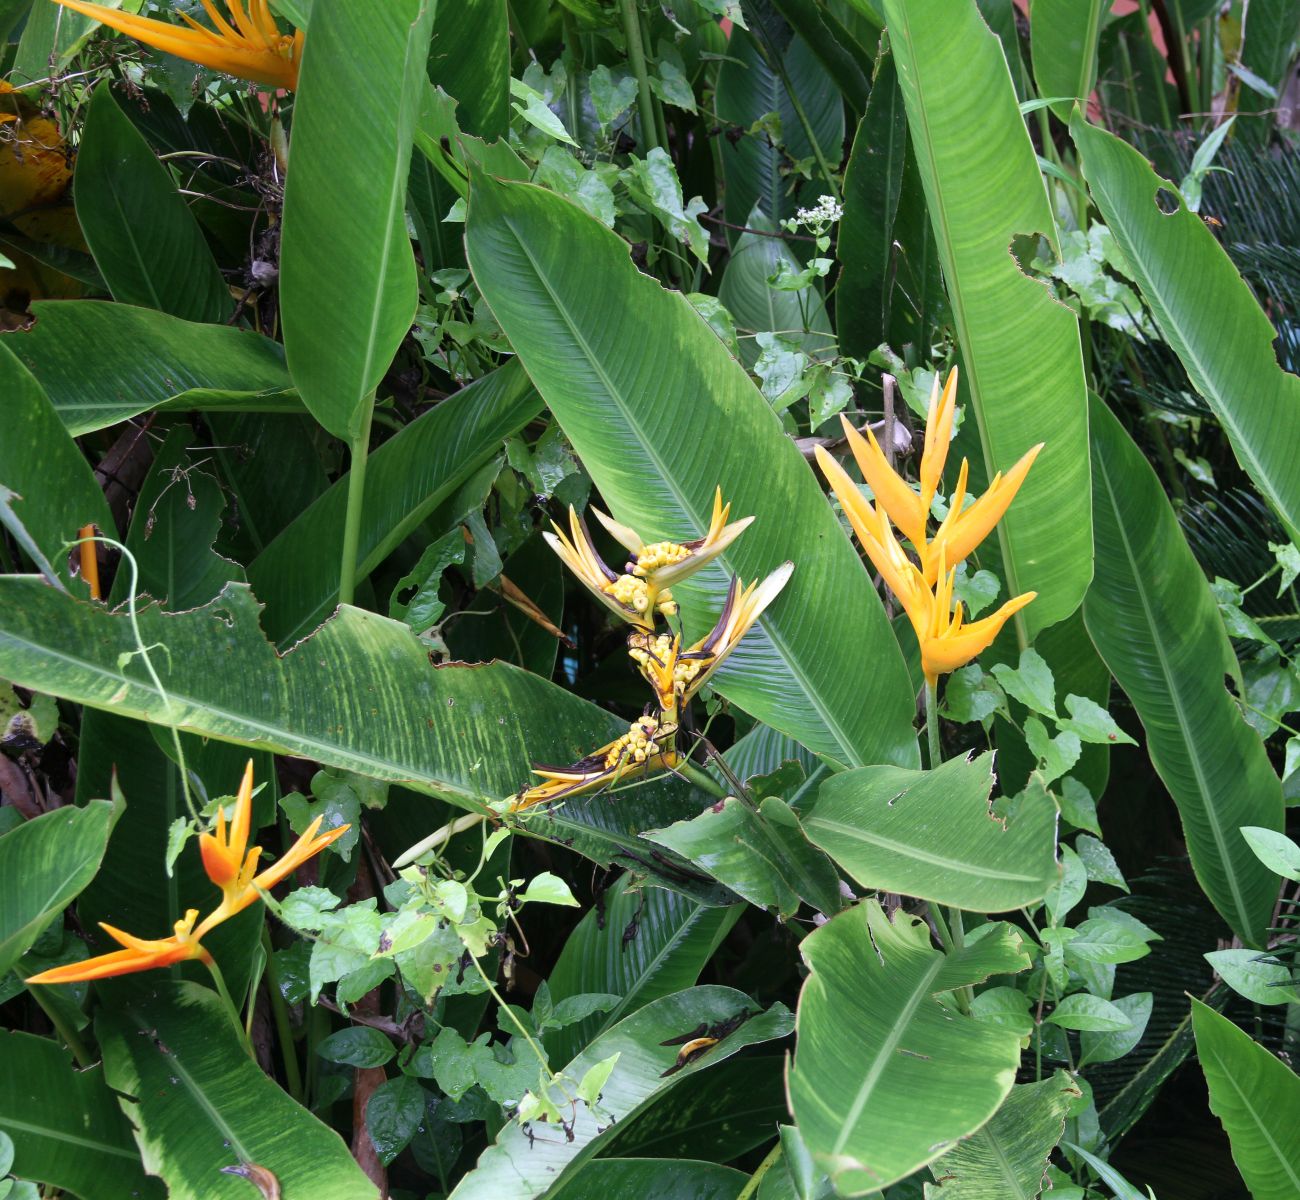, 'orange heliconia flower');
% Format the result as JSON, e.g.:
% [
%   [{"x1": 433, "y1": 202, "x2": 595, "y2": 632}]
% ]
[
  {"x1": 51, "y1": 0, "x2": 303, "y2": 91},
  {"x1": 836, "y1": 368, "x2": 1041, "y2": 586},
  {"x1": 28, "y1": 762, "x2": 346, "y2": 985},
  {"x1": 816, "y1": 367, "x2": 1040, "y2": 684}
]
